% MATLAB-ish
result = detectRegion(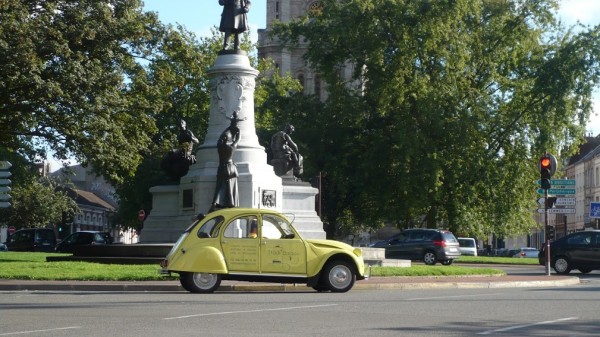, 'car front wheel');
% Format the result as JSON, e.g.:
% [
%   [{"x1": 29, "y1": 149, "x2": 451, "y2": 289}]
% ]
[
  {"x1": 180, "y1": 272, "x2": 222, "y2": 293},
  {"x1": 578, "y1": 268, "x2": 592, "y2": 274},
  {"x1": 441, "y1": 260, "x2": 453, "y2": 266},
  {"x1": 423, "y1": 251, "x2": 437, "y2": 265},
  {"x1": 553, "y1": 256, "x2": 572, "y2": 275},
  {"x1": 322, "y1": 260, "x2": 355, "y2": 292}
]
